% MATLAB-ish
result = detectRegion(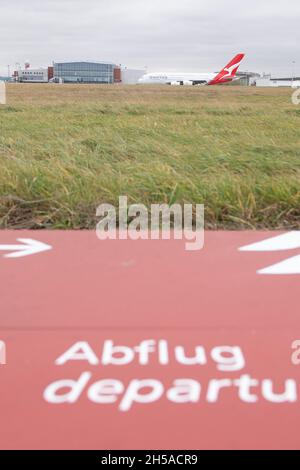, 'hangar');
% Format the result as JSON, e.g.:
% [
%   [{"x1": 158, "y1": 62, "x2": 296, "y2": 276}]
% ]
[
  {"x1": 52, "y1": 62, "x2": 145, "y2": 84},
  {"x1": 53, "y1": 61, "x2": 117, "y2": 84},
  {"x1": 256, "y1": 75, "x2": 300, "y2": 87},
  {"x1": 121, "y1": 67, "x2": 146, "y2": 84}
]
